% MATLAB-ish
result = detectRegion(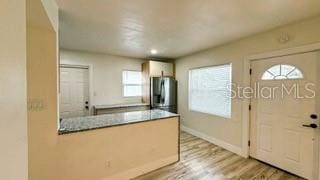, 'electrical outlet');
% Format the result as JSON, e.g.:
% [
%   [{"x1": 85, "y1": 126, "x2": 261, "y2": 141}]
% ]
[
  {"x1": 150, "y1": 147, "x2": 156, "y2": 154},
  {"x1": 106, "y1": 160, "x2": 111, "y2": 168}
]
